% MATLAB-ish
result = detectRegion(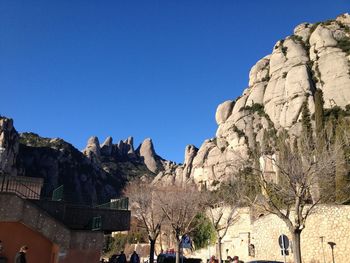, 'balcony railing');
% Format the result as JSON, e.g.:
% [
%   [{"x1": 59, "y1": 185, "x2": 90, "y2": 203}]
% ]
[
  {"x1": 0, "y1": 173, "x2": 130, "y2": 232},
  {"x1": 94, "y1": 198, "x2": 129, "y2": 210},
  {"x1": 0, "y1": 174, "x2": 43, "y2": 199}
]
